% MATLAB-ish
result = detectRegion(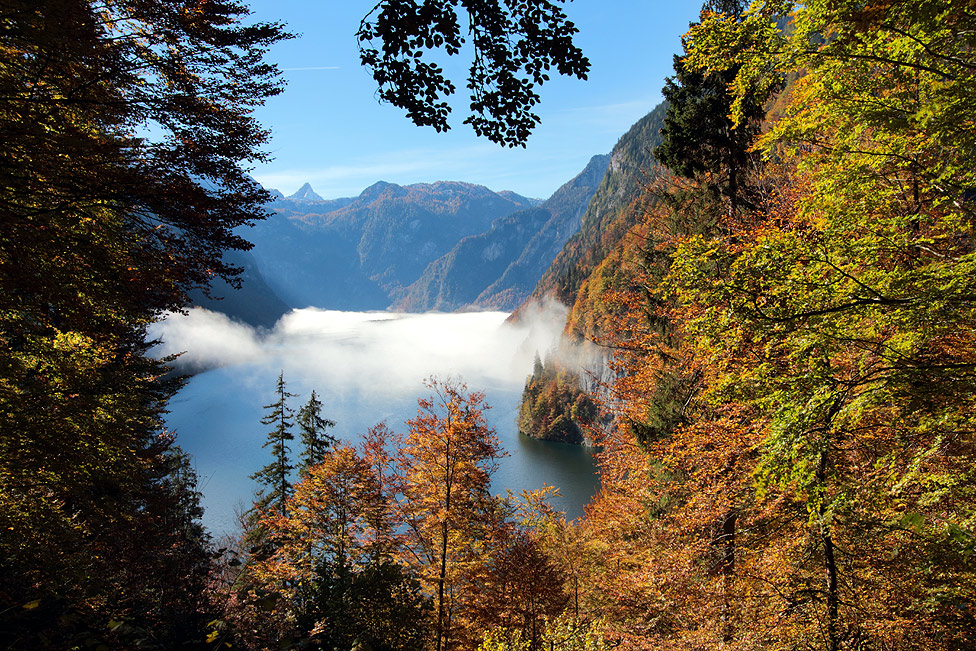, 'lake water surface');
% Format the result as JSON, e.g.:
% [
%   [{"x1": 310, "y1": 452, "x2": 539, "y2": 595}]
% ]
[{"x1": 155, "y1": 307, "x2": 601, "y2": 536}]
